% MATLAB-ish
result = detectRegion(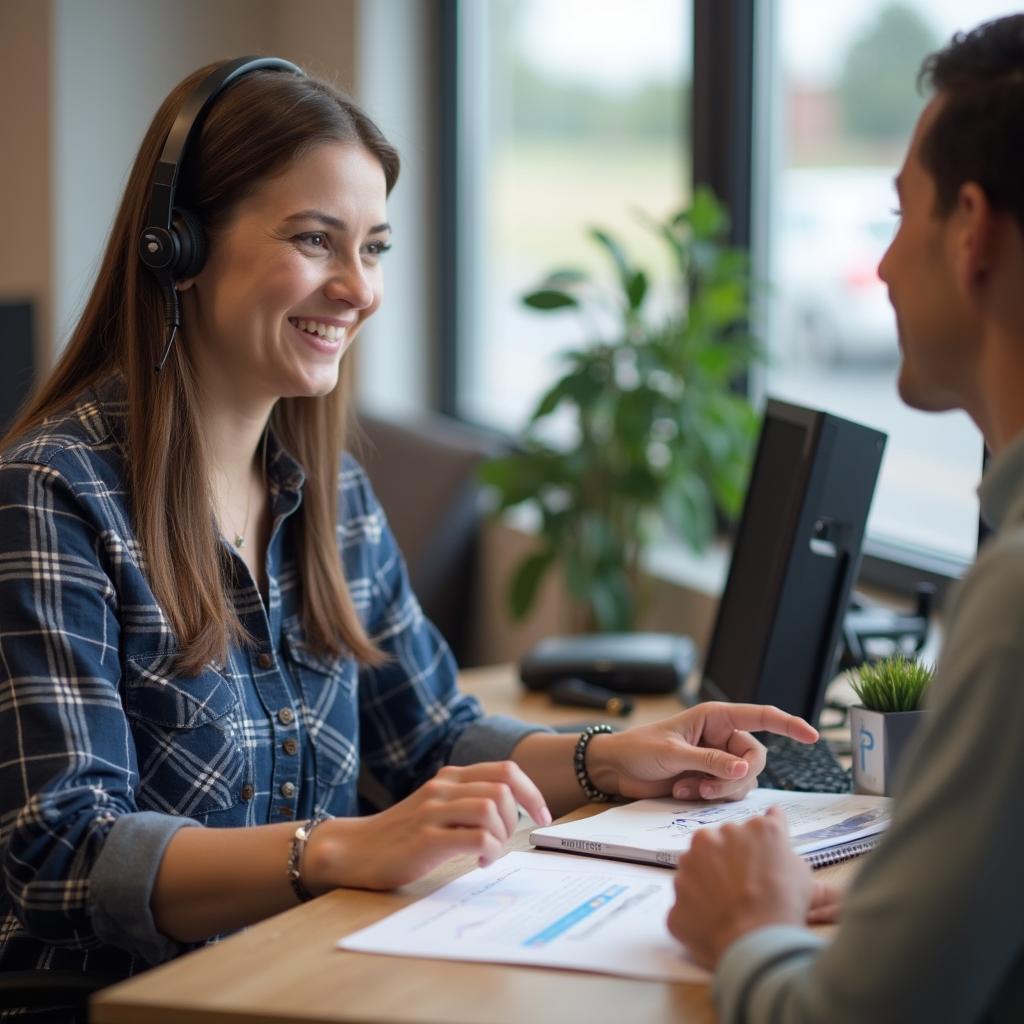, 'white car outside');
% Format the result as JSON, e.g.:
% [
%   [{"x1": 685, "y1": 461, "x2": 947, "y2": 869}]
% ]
[{"x1": 770, "y1": 166, "x2": 900, "y2": 366}]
